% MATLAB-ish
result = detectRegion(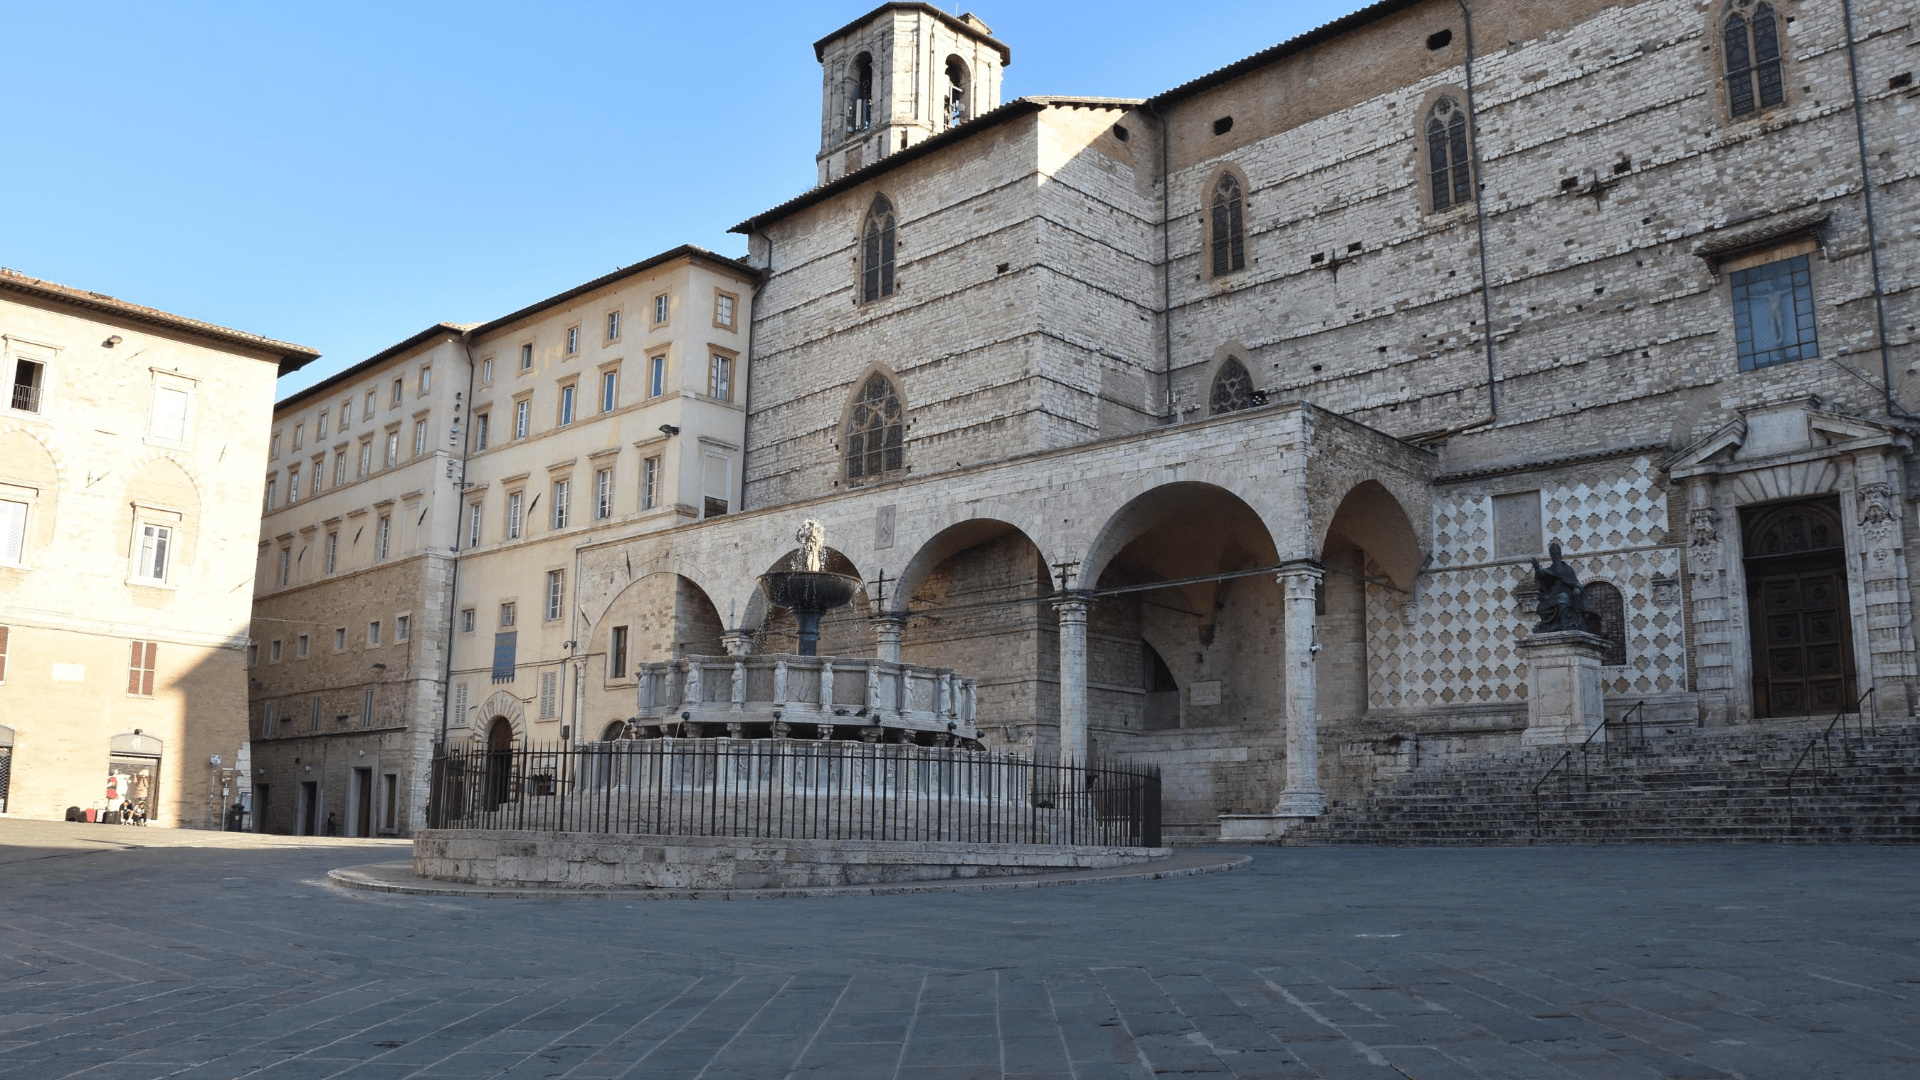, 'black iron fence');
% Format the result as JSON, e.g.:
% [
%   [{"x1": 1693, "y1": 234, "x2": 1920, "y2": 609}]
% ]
[{"x1": 427, "y1": 738, "x2": 1161, "y2": 848}]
